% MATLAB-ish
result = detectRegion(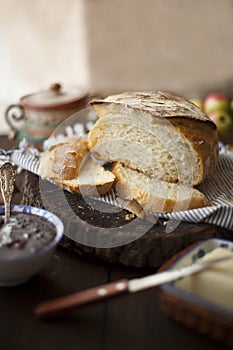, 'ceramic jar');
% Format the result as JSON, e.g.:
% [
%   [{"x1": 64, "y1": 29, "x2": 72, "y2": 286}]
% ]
[{"x1": 5, "y1": 83, "x2": 89, "y2": 148}]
